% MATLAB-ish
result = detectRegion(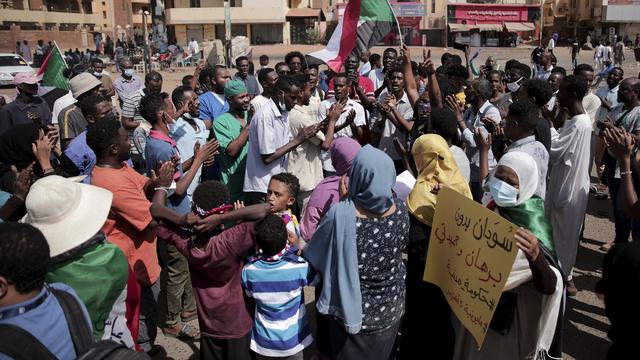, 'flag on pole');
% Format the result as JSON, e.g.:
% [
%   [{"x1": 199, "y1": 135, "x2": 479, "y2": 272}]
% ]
[
  {"x1": 37, "y1": 42, "x2": 69, "y2": 90},
  {"x1": 307, "y1": 0, "x2": 397, "y2": 72}
]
